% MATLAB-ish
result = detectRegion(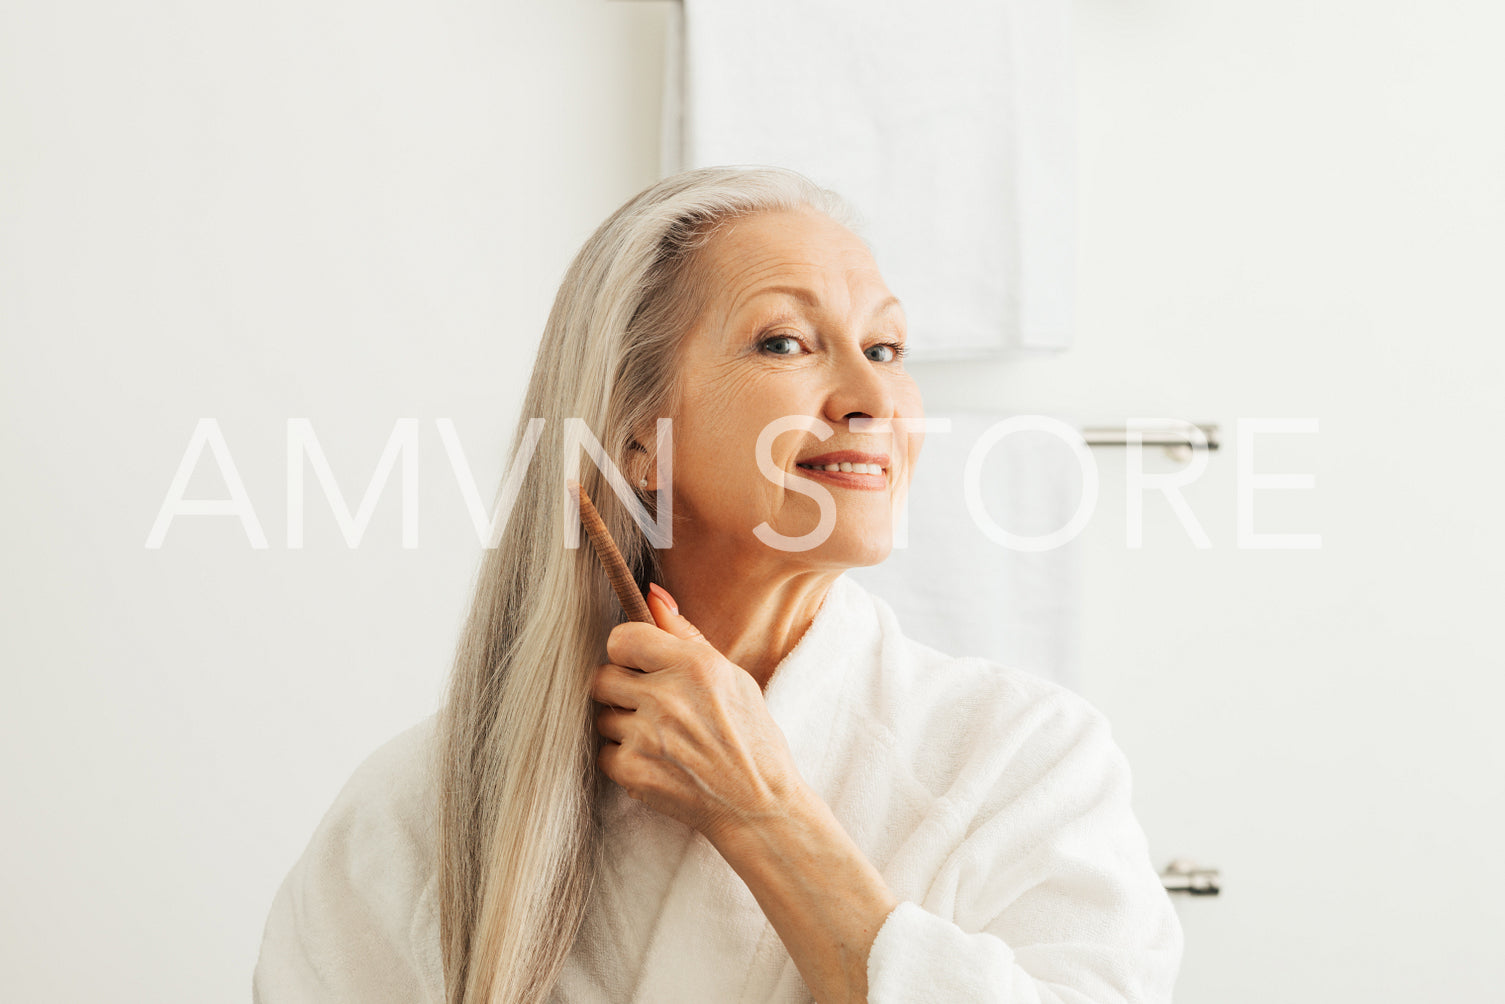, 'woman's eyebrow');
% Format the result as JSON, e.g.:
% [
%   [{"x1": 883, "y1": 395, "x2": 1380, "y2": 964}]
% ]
[{"x1": 734, "y1": 285, "x2": 904, "y2": 319}]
